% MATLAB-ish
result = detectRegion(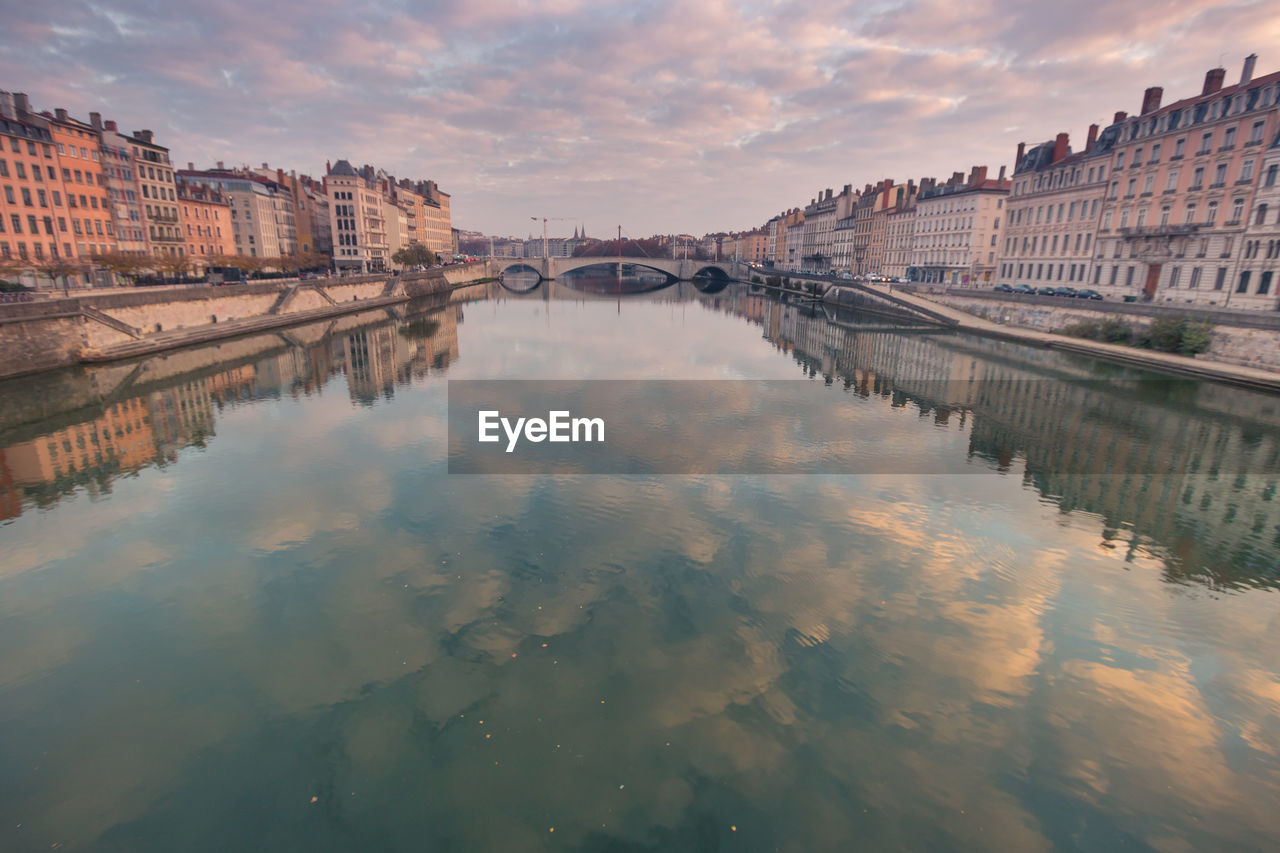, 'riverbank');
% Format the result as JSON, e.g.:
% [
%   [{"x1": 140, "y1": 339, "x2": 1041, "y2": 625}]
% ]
[
  {"x1": 831, "y1": 283, "x2": 1280, "y2": 393},
  {"x1": 0, "y1": 264, "x2": 491, "y2": 378}
]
